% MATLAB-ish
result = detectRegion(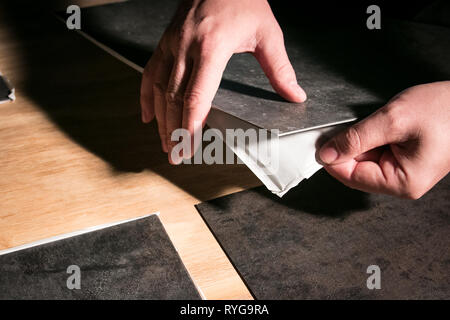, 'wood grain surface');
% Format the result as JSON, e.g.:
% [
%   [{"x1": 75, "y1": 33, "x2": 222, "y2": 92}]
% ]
[{"x1": 0, "y1": 0, "x2": 260, "y2": 300}]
